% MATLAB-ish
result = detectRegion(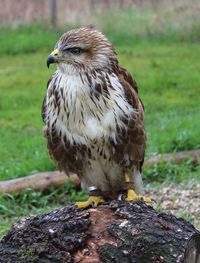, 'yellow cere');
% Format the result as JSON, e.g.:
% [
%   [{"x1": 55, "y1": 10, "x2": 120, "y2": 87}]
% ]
[{"x1": 51, "y1": 49, "x2": 59, "y2": 56}]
